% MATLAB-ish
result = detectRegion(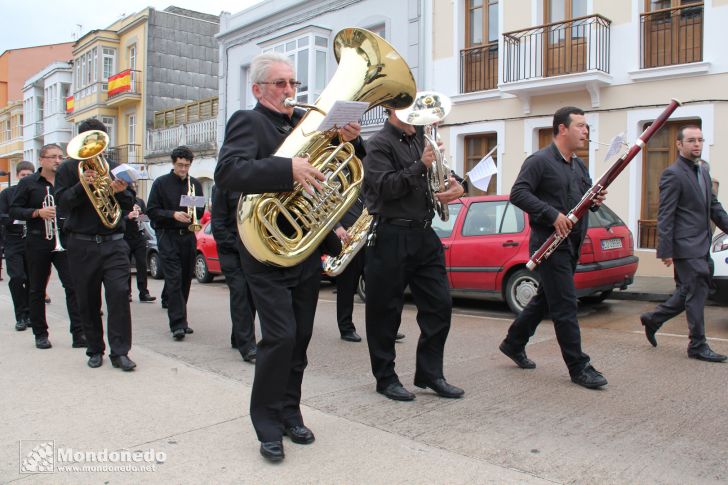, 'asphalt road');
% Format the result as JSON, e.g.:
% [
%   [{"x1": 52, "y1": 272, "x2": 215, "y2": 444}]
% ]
[{"x1": 3, "y1": 273, "x2": 727, "y2": 484}]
